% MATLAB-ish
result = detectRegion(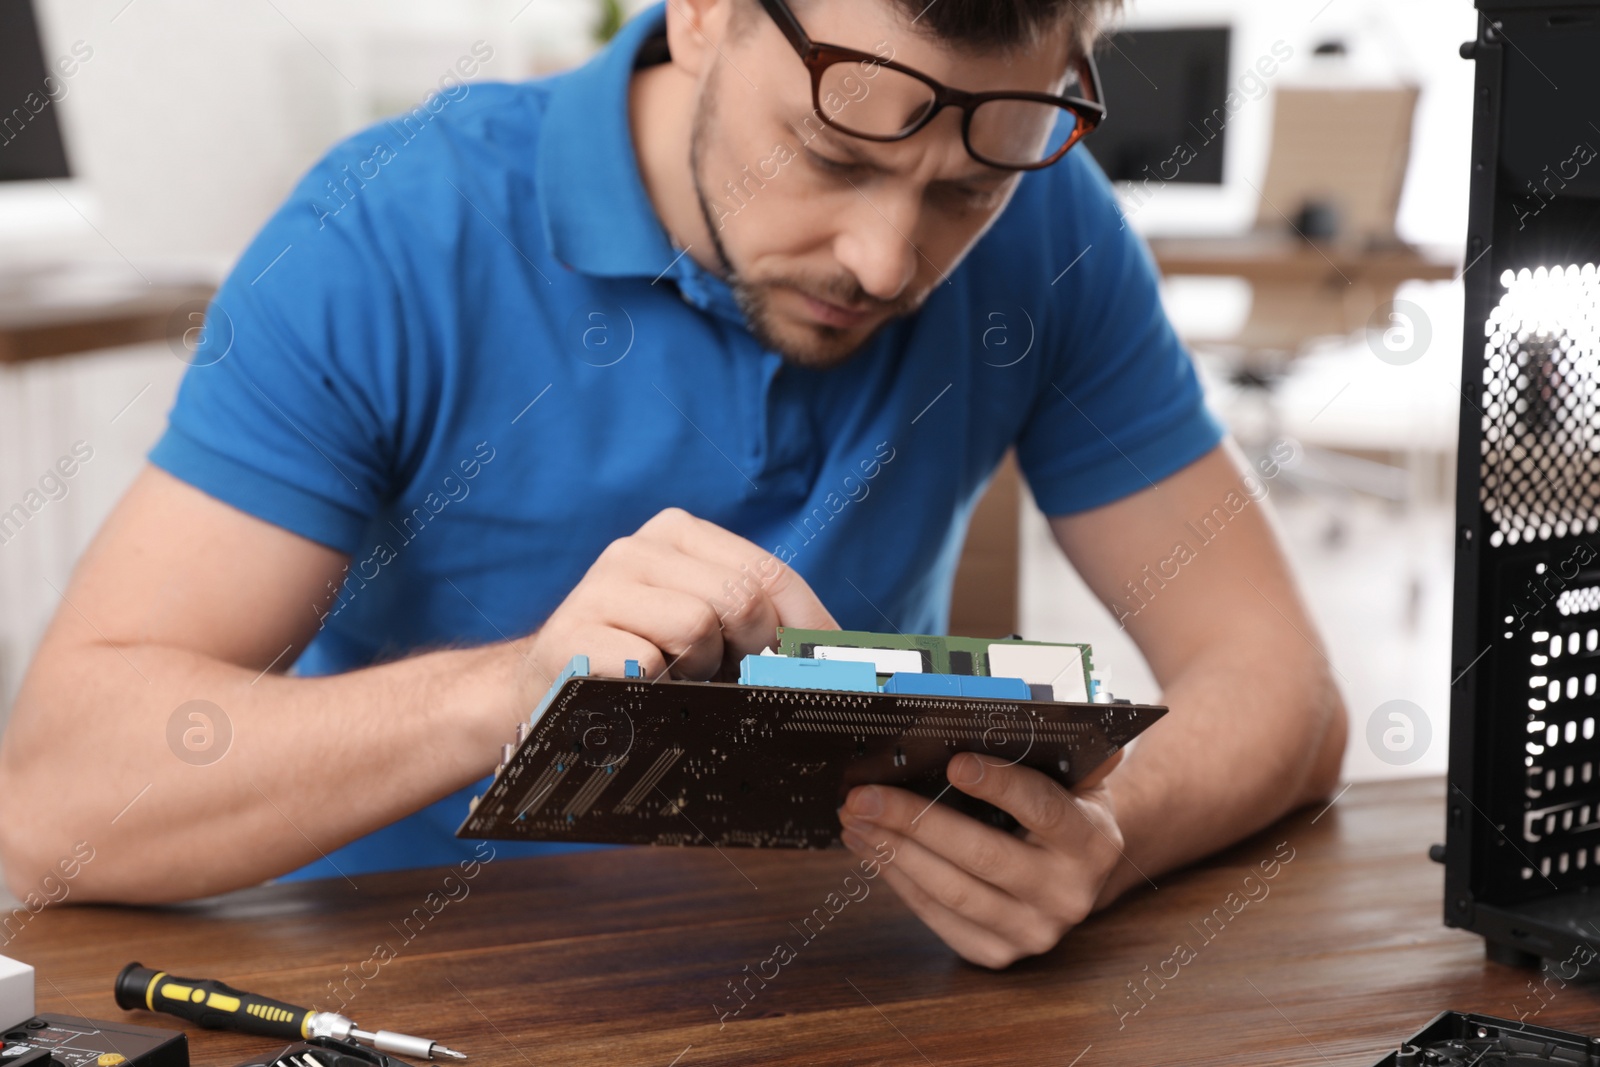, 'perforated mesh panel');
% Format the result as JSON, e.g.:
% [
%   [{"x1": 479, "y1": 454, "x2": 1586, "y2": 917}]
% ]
[
  {"x1": 1480, "y1": 265, "x2": 1600, "y2": 546},
  {"x1": 1559, "y1": 586, "x2": 1600, "y2": 616},
  {"x1": 1518, "y1": 618, "x2": 1600, "y2": 885}
]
